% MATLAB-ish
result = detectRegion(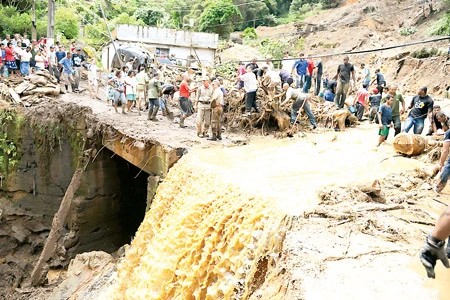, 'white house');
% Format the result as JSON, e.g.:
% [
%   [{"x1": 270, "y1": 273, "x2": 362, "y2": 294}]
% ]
[{"x1": 102, "y1": 24, "x2": 219, "y2": 70}]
